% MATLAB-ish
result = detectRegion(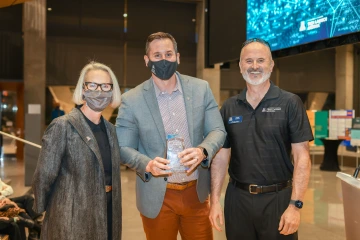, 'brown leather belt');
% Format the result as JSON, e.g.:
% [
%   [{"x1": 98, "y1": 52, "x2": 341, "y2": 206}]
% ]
[
  {"x1": 105, "y1": 185, "x2": 112, "y2": 193},
  {"x1": 167, "y1": 180, "x2": 197, "y2": 191},
  {"x1": 230, "y1": 178, "x2": 292, "y2": 194}
]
